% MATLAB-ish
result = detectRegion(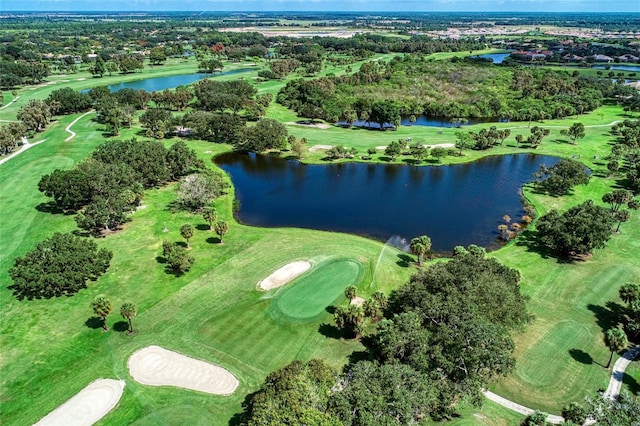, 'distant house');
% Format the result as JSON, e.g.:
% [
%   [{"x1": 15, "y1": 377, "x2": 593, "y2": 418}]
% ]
[
  {"x1": 511, "y1": 50, "x2": 550, "y2": 61},
  {"x1": 563, "y1": 54, "x2": 584, "y2": 62},
  {"x1": 618, "y1": 54, "x2": 639, "y2": 63},
  {"x1": 591, "y1": 54, "x2": 614, "y2": 63},
  {"x1": 626, "y1": 81, "x2": 640, "y2": 91}
]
